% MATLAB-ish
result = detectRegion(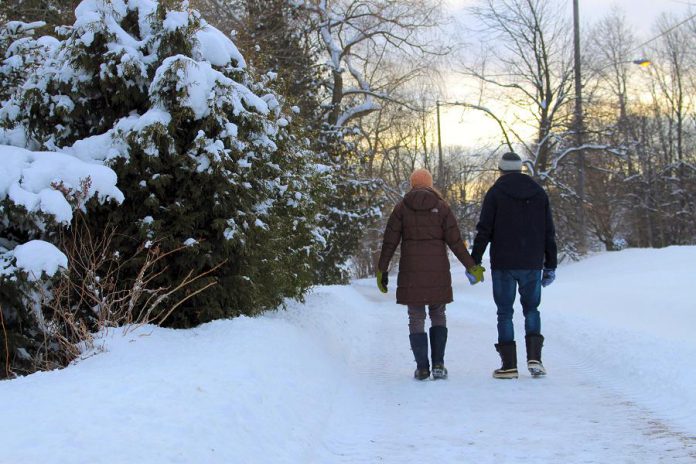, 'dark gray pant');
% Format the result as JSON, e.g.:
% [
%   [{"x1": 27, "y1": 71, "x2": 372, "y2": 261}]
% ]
[{"x1": 407, "y1": 304, "x2": 446, "y2": 334}]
